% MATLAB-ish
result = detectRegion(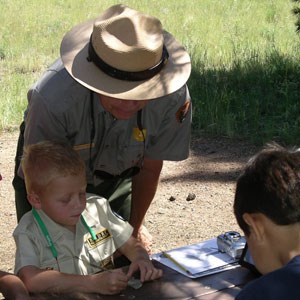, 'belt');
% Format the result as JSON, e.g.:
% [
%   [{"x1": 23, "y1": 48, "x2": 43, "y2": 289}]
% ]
[{"x1": 94, "y1": 167, "x2": 140, "y2": 179}]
